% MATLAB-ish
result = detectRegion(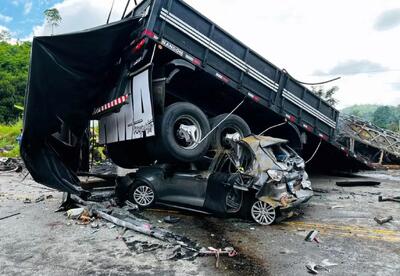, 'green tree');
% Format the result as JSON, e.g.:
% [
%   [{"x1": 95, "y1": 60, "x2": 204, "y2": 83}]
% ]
[
  {"x1": 372, "y1": 106, "x2": 395, "y2": 129},
  {"x1": 0, "y1": 29, "x2": 11, "y2": 42},
  {"x1": 44, "y1": 8, "x2": 62, "y2": 35},
  {"x1": 0, "y1": 41, "x2": 31, "y2": 124},
  {"x1": 311, "y1": 85, "x2": 339, "y2": 106}
]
